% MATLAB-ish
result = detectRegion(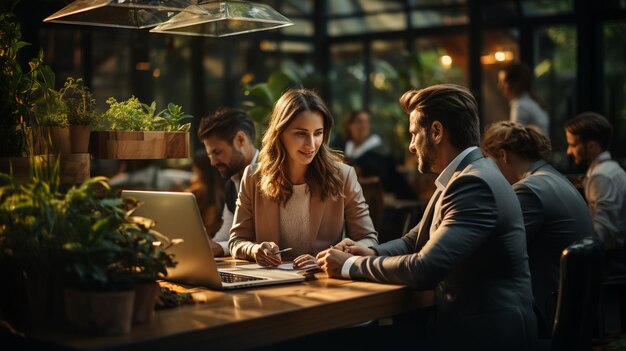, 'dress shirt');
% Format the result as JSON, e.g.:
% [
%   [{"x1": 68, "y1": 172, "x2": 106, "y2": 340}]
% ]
[
  {"x1": 213, "y1": 150, "x2": 259, "y2": 253},
  {"x1": 584, "y1": 151, "x2": 626, "y2": 249}
]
